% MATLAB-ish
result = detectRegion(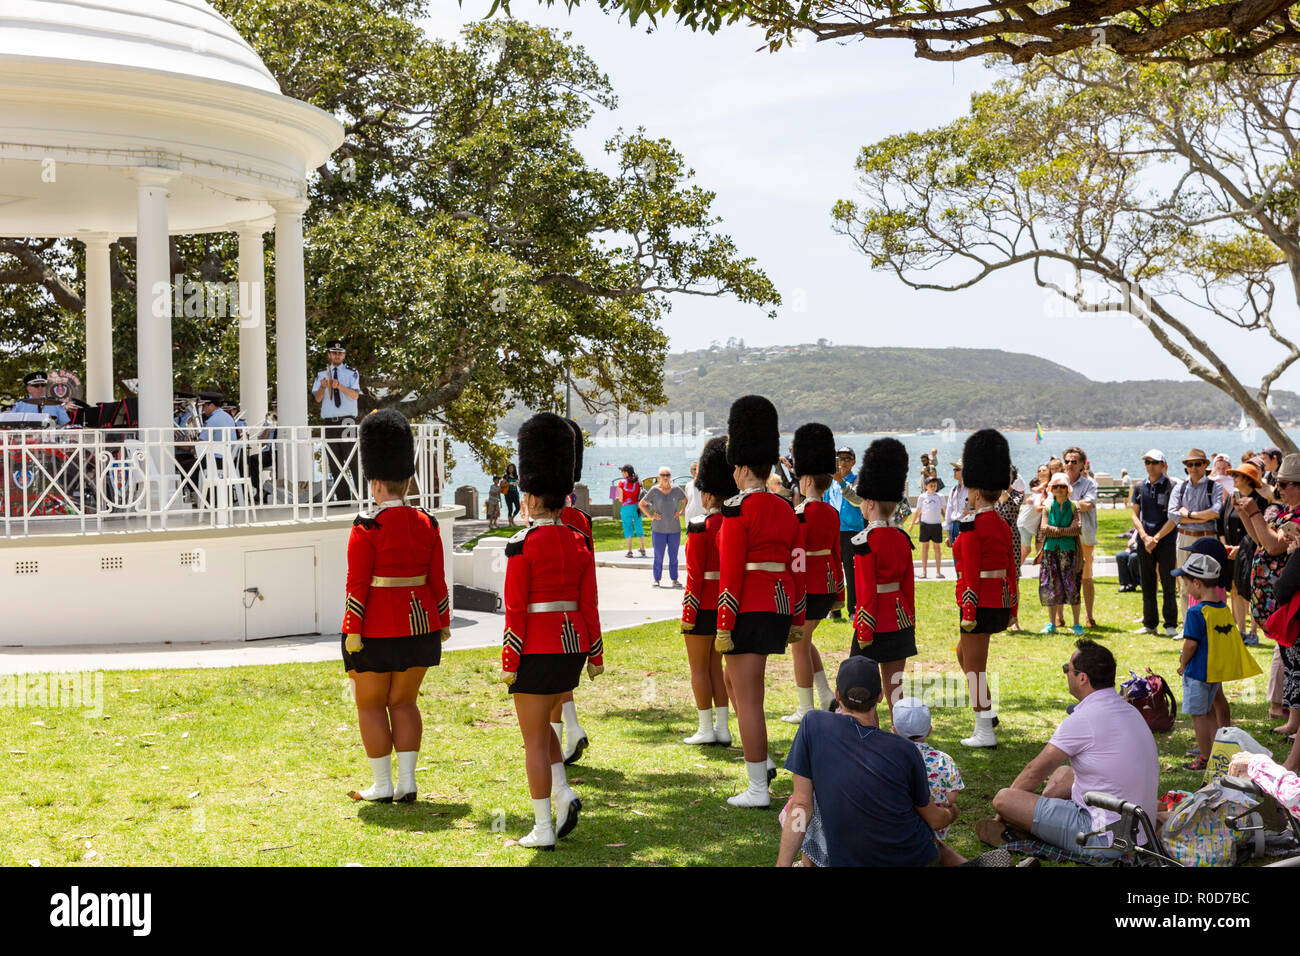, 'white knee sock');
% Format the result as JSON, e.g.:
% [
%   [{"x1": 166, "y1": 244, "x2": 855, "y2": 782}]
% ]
[
  {"x1": 795, "y1": 686, "x2": 815, "y2": 714},
  {"x1": 396, "y1": 751, "x2": 417, "y2": 793},
  {"x1": 562, "y1": 700, "x2": 583, "y2": 738},
  {"x1": 550, "y1": 721, "x2": 564, "y2": 748},
  {"x1": 550, "y1": 760, "x2": 569, "y2": 796},
  {"x1": 813, "y1": 670, "x2": 833, "y2": 708}
]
